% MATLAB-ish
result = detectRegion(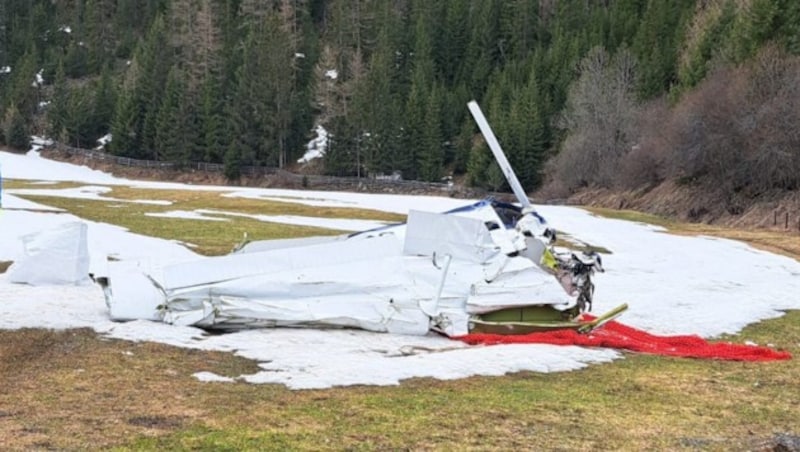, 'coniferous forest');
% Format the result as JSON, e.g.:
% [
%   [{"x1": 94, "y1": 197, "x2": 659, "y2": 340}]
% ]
[{"x1": 0, "y1": 0, "x2": 798, "y2": 199}]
